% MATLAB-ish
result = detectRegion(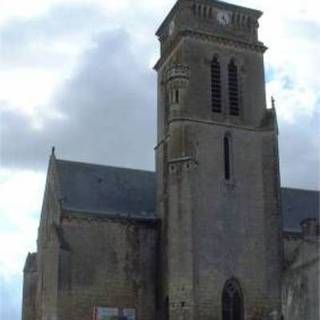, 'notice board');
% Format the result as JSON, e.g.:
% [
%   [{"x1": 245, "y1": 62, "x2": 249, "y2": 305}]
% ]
[
  {"x1": 95, "y1": 307, "x2": 119, "y2": 320},
  {"x1": 94, "y1": 307, "x2": 136, "y2": 320}
]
